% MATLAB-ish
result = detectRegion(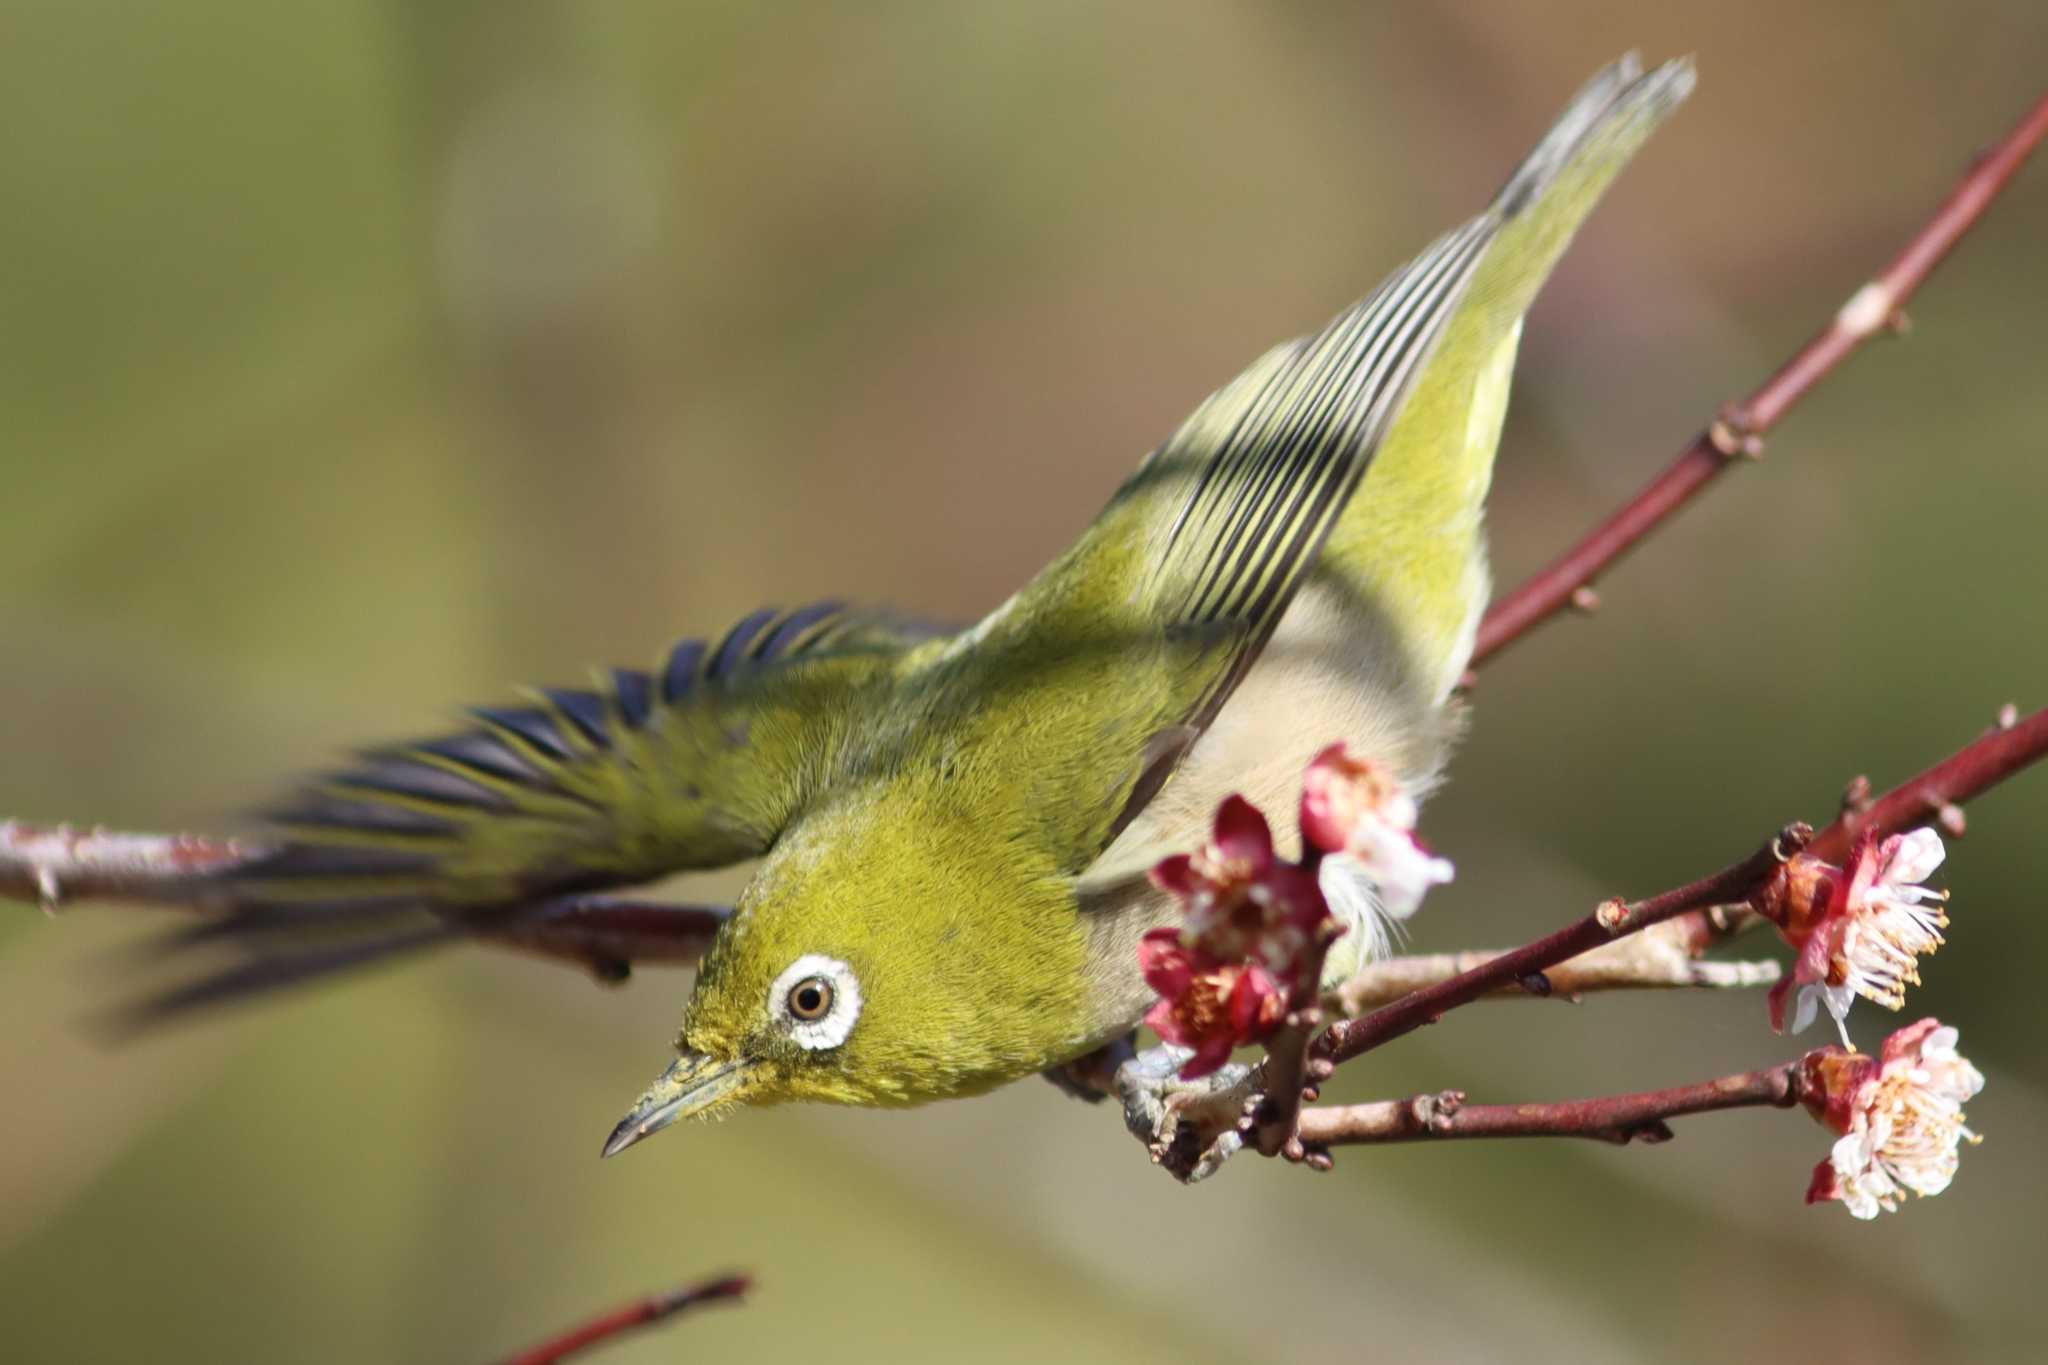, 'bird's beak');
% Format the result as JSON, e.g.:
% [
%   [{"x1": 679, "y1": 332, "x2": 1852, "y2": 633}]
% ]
[{"x1": 601, "y1": 1051, "x2": 752, "y2": 1158}]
